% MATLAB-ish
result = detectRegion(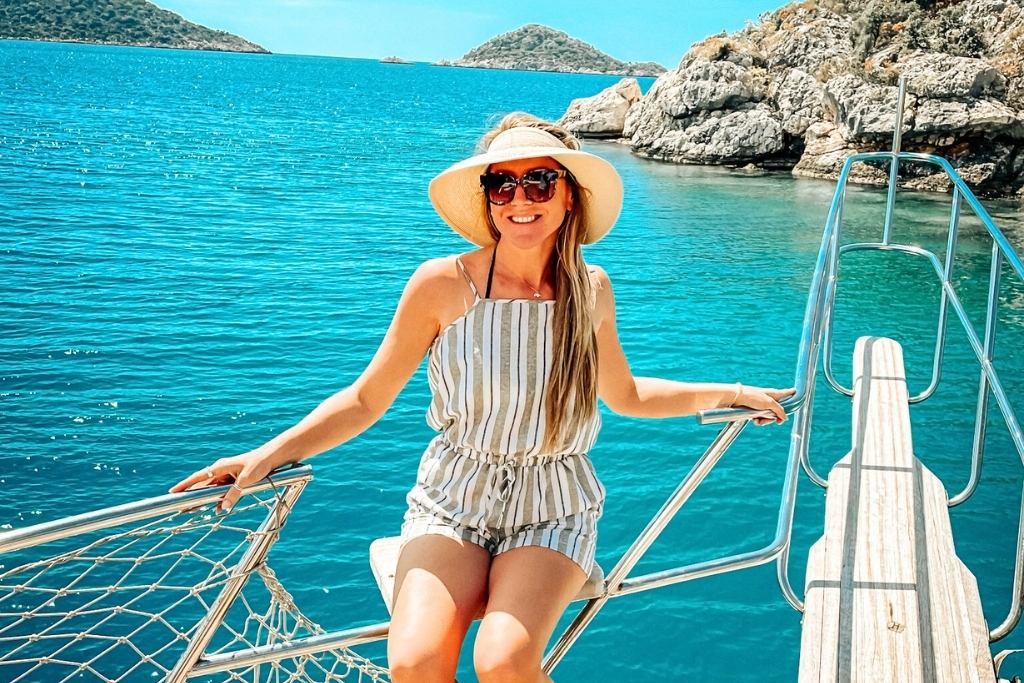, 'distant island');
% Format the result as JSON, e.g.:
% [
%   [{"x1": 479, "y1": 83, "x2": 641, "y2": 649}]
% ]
[
  {"x1": 0, "y1": 0, "x2": 268, "y2": 53},
  {"x1": 380, "y1": 55, "x2": 412, "y2": 64},
  {"x1": 453, "y1": 24, "x2": 665, "y2": 77}
]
